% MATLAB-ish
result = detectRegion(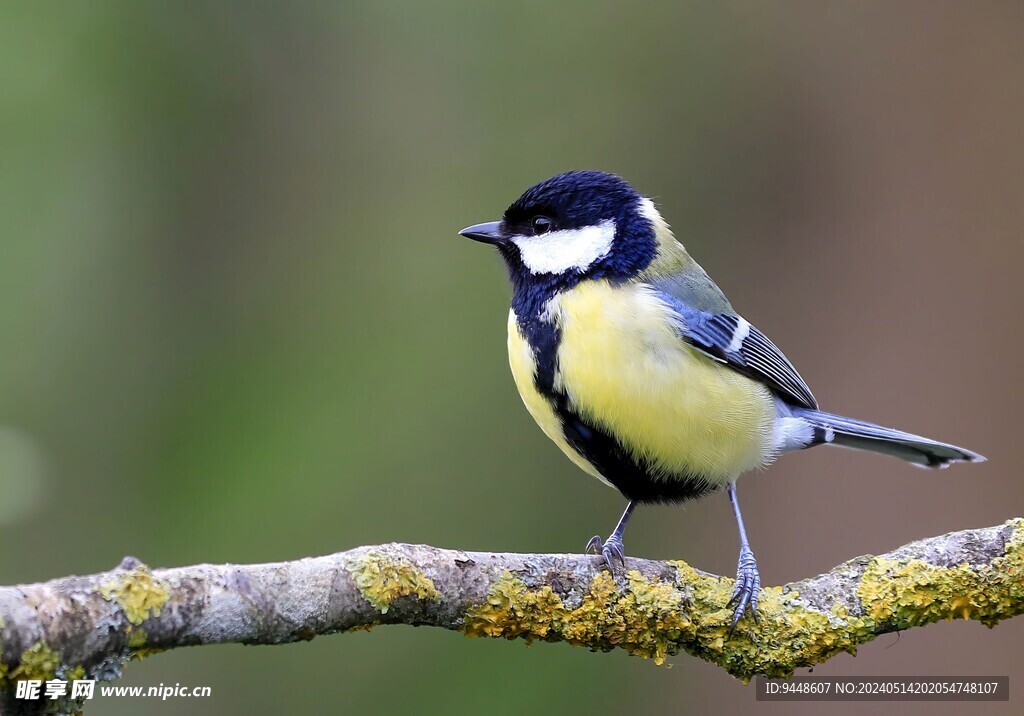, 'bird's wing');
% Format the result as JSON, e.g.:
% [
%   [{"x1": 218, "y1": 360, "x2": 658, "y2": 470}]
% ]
[{"x1": 650, "y1": 287, "x2": 819, "y2": 409}]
